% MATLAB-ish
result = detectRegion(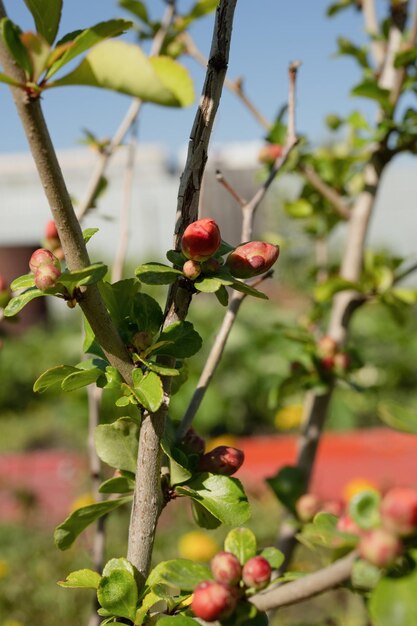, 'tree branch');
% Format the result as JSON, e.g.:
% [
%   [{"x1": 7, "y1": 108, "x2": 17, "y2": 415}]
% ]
[
  {"x1": 362, "y1": 0, "x2": 385, "y2": 68},
  {"x1": 298, "y1": 164, "x2": 350, "y2": 220}
]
